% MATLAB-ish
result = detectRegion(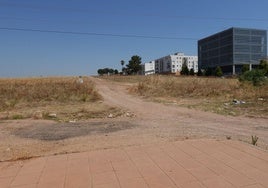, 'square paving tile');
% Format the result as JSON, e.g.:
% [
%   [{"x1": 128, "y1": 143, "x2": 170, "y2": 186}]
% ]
[
  {"x1": 180, "y1": 180, "x2": 206, "y2": 188},
  {"x1": 0, "y1": 177, "x2": 13, "y2": 188},
  {"x1": 119, "y1": 177, "x2": 148, "y2": 188},
  {"x1": 188, "y1": 166, "x2": 219, "y2": 181},
  {"x1": 67, "y1": 159, "x2": 90, "y2": 175},
  {"x1": 167, "y1": 170, "x2": 197, "y2": 186},
  {"x1": 11, "y1": 172, "x2": 40, "y2": 187},
  {"x1": 202, "y1": 176, "x2": 236, "y2": 188},
  {"x1": 92, "y1": 171, "x2": 118, "y2": 186},
  {"x1": 116, "y1": 168, "x2": 142, "y2": 181},
  {"x1": 10, "y1": 184, "x2": 37, "y2": 188},
  {"x1": 144, "y1": 174, "x2": 177, "y2": 188},
  {"x1": 242, "y1": 184, "x2": 267, "y2": 188},
  {"x1": 65, "y1": 172, "x2": 91, "y2": 188},
  {"x1": 94, "y1": 182, "x2": 120, "y2": 188},
  {"x1": 37, "y1": 180, "x2": 64, "y2": 188},
  {"x1": 90, "y1": 162, "x2": 113, "y2": 174},
  {"x1": 112, "y1": 160, "x2": 136, "y2": 171},
  {"x1": 38, "y1": 170, "x2": 65, "y2": 185}
]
